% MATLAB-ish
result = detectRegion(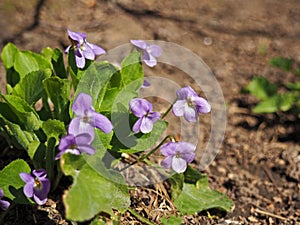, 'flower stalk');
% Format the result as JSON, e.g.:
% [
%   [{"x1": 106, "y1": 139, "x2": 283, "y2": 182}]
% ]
[{"x1": 118, "y1": 135, "x2": 174, "y2": 172}]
